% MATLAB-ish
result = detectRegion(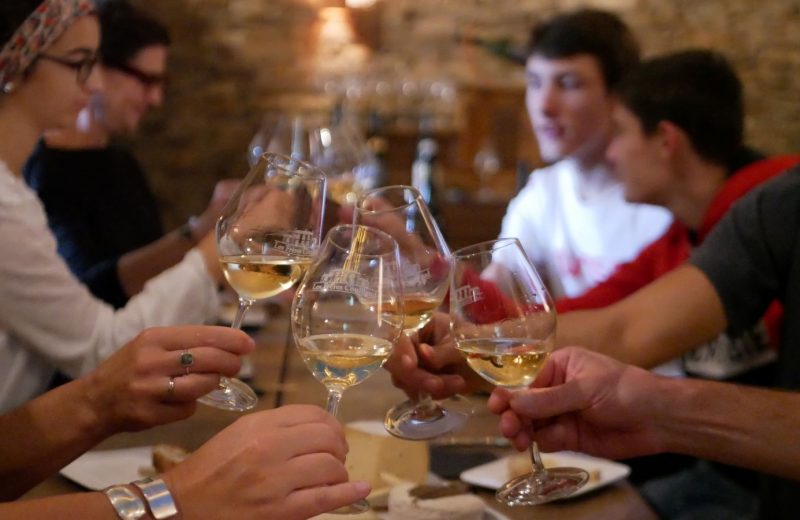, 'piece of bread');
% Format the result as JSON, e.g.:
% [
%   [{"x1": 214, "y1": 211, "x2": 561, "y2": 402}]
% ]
[{"x1": 152, "y1": 443, "x2": 190, "y2": 473}]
